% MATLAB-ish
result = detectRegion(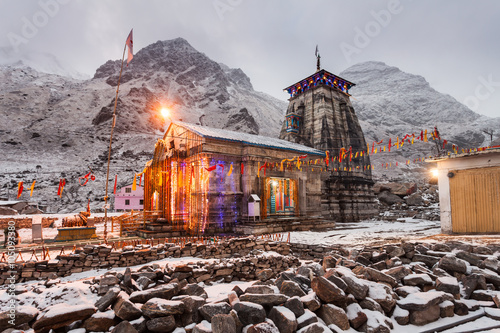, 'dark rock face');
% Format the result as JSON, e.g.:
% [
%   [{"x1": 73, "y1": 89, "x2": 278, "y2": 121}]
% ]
[{"x1": 224, "y1": 108, "x2": 259, "y2": 134}]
